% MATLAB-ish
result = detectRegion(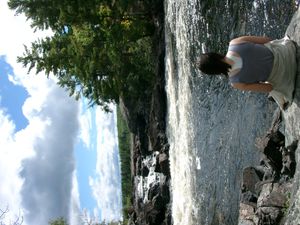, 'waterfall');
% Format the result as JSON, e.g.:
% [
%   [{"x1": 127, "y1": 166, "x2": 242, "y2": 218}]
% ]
[{"x1": 165, "y1": 1, "x2": 296, "y2": 224}]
